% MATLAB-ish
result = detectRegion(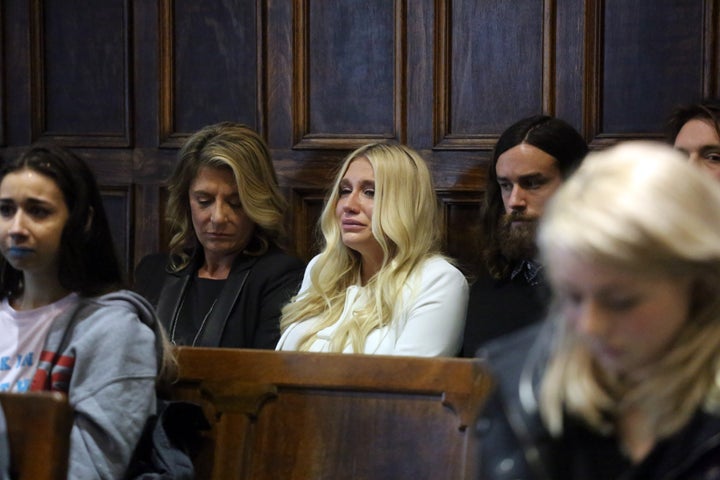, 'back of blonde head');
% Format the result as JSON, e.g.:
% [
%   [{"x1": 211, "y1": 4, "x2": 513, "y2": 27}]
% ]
[
  {"x1": 280, "y1": 143, "x2": 441, "y2": 352},
  {"x1": 537, "y1": 141, "x2": 720, "y2": 439}
]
